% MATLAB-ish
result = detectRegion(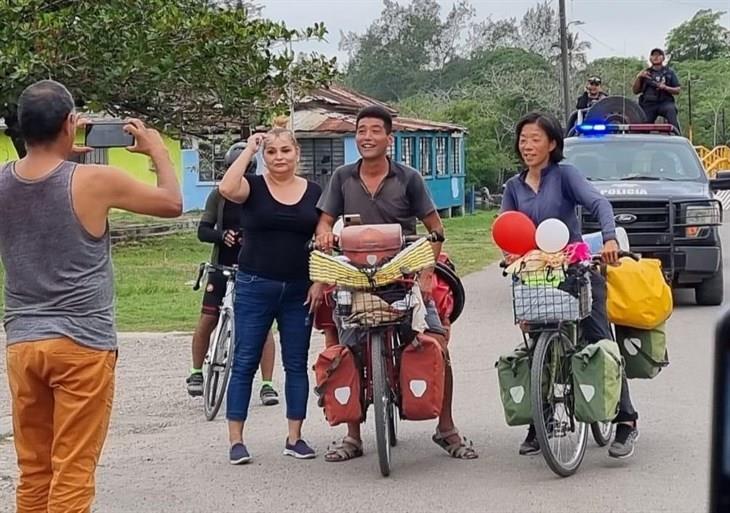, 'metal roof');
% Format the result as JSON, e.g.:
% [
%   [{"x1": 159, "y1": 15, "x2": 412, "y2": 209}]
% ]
[
  {"x1": 297, "y1": 85, "x2": 397, "y2": 114},
  {"x1": 294, "y1": 84, "x2": 466, "y2": 134},
  {"x1": 293, "y1": 106, "x2": 466, "y2": 135}
]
